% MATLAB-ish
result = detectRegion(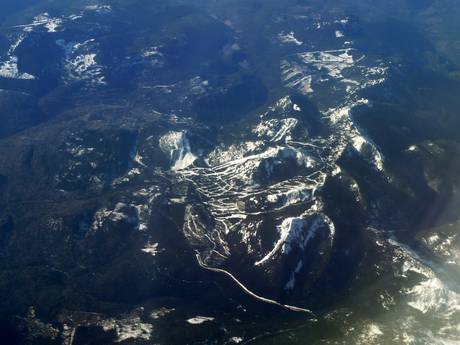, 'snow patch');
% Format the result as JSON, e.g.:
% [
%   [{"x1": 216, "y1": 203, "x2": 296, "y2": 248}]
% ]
[
  {"x1": 206, "y1": 141, "x2": 263, "y2": 166},
  {"x1": 141, "y1": 242, "x2": 159, "y2": 256},
  {"x1": 56, "y1": 39, "x2": 106, "y2": 86},
  {"x1": 0, "y1": 36, "x2": 35, "y2": 80},
  {"x1": 278, "y1": 31, "x2": 303, "y2": 46},
  {"x1": 142, "y1": 45, "x2": 165, "y2": 67},
  {"x1": 13, "y1": 12, "x2": 63, "y2": 33},
  {"x1": 285, "y1": 260, "x2": 303, "y2": 290},
  {"x1": 186, "y1": 316, "x2": 215, "y2": 325},
  {"x1": 91, "y1": 203, "x2": 140, "y2": 230},
  {"x1": 298, "y1": 49, "x2": 355, "y2": 79},
  {"x1": 281, "y1": 61, "x2": 313, "y2": 94},
  {"x1": 0, "y1": 56, "x2": 35, "y2": 80},
  {"x1": 336, "y1": 18, "x2": 349, "y2": 25},
  {"x1": 266, "y1": 185, "x2": 312, "y2": 208},
  {"x1": 253, "y1": 118, "x2": 298, "y2": 142},
  {"x1": 85, "y1": 4, "x2": 112, "y2": 13},
  {"x1": 159, "y1": 131, "x2": 197, "y2": 171},
  {"x1": 389, "y1": 238, "x2": 460, "y2": 320},
  {"x1": 255, "y1": 213, "x2": 335, "y2": 266},
  {"x1": 357, "y1": 323, "x2": 384, "y2": 344},
  {"x1": 406, "y1": 277, "x2": 460, "y2": 317},
  {"x1": 101, "y1": 317, "x2": 152, "y2": 343}
]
